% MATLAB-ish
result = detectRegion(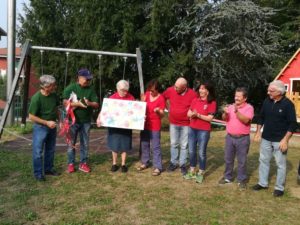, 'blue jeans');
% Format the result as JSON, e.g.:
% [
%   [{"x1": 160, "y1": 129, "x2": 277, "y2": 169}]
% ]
[
  {"x1": 258, "y1": 138, "x2": 287, "y2": 191},
  {"x1": 140, "y1": 130, "x2": 162, "y2": 171},
  {"x1": 170, "y1": 124, "x2": 189, "y2": 167},
  {"x1": 67, "y1": 123, "x2": 91, "y2": 164},
  {"x1": 188, "y1": 127, "x2": 210, "y2": 170},
  {"x1": 32, "y1": 123, "x2": 57, "y2": 178}
]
